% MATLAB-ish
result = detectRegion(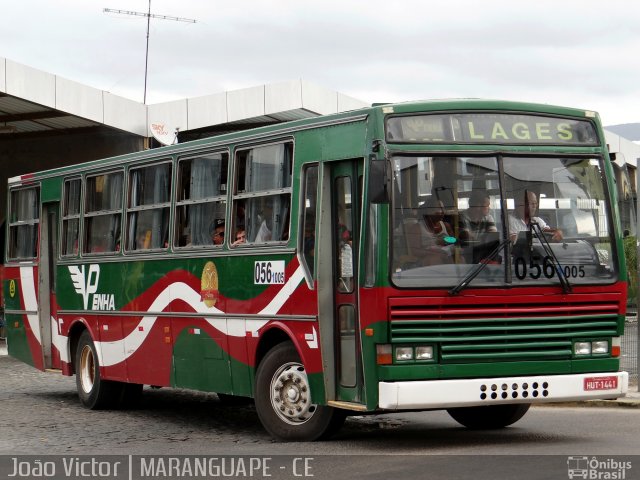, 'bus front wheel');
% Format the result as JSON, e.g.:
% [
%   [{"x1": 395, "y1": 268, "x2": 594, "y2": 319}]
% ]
[
  {"x1": 447, "y1": 404, "x2": 530, "y2": 429},
  {"x1": 75, "y1": 330, "x2": 125, "y2": 409},
  {"x1": 255, "y1": 342, "x2": 345, "y2": 441}
]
